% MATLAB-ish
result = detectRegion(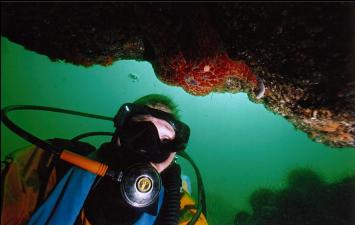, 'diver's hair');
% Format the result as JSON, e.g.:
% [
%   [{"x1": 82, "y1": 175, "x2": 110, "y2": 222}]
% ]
[{"x1": 133, "y1": 94, "x2": 180, "y2": 119}]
